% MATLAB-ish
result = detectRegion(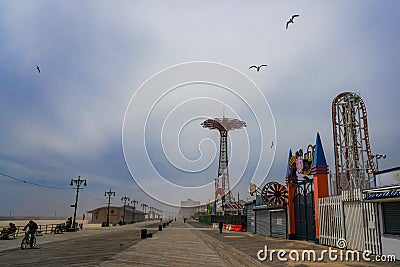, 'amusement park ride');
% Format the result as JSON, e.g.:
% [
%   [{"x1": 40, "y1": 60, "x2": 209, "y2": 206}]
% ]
[
  {"x1": 240, "y1": 91, "x2": 379, "y2": 245},
  {"x1": 332, "y1": 92, "x2": 376, "y2": 192},
  {"x1": 203, "y1": 92, "x2": 376, "y2": 215},
  {"x1": 250, "y1": 181, "x2": 288, "y2": 209},
  {"x1": 202, "y1": 115, "x2": 246, "y2": 215}
]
